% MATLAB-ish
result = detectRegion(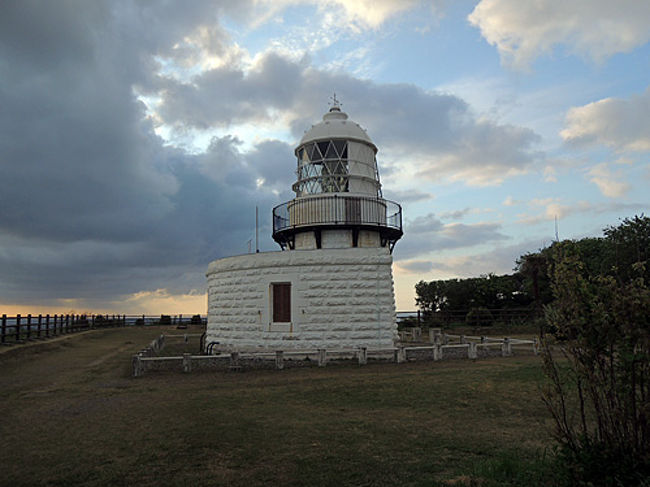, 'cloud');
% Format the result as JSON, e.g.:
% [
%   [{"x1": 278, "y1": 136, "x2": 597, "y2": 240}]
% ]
[
  {"x1": 0, "y1": 1, "x2": 286, "y2": 307},
  {"x1": 383, "y1": 188, "x2": 434, "y2": 203},
  {"x1": 155, "y1": 52, "x2": 543, "y2": 187},
  {"x1": 560, "y1": 87, "x2": 650, "y2": 152},
  {"x1": 468, "y1": 0, "x2": 650, "y2": 69},
  {"x1": 516, "y1": 198, "x2": 646, "y2": 225},
  {"x1": 397, "y1": 239, "x2": 551, "y2": 278},
  {"x1": 397, "y1": 260, "x2": 435, "y2": 274},
  {"x1": 428, "y1": 240, "x2": 549, "y2": 277},
  {"x1": 251, "y1": 0, "x2": 424, "y2": 32},
  {"x1": 587, "y1": 163, "x2": 631, "y2": 198},
  {"x1": 121, "y1": 288, "x2": 206, "y2": 314},
  {"x1": 437, "y1": 207, "x2": 495, "y2": 220},
  {"x1": 394, "y1": 214, "x2": 509, "y2": 260}
]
